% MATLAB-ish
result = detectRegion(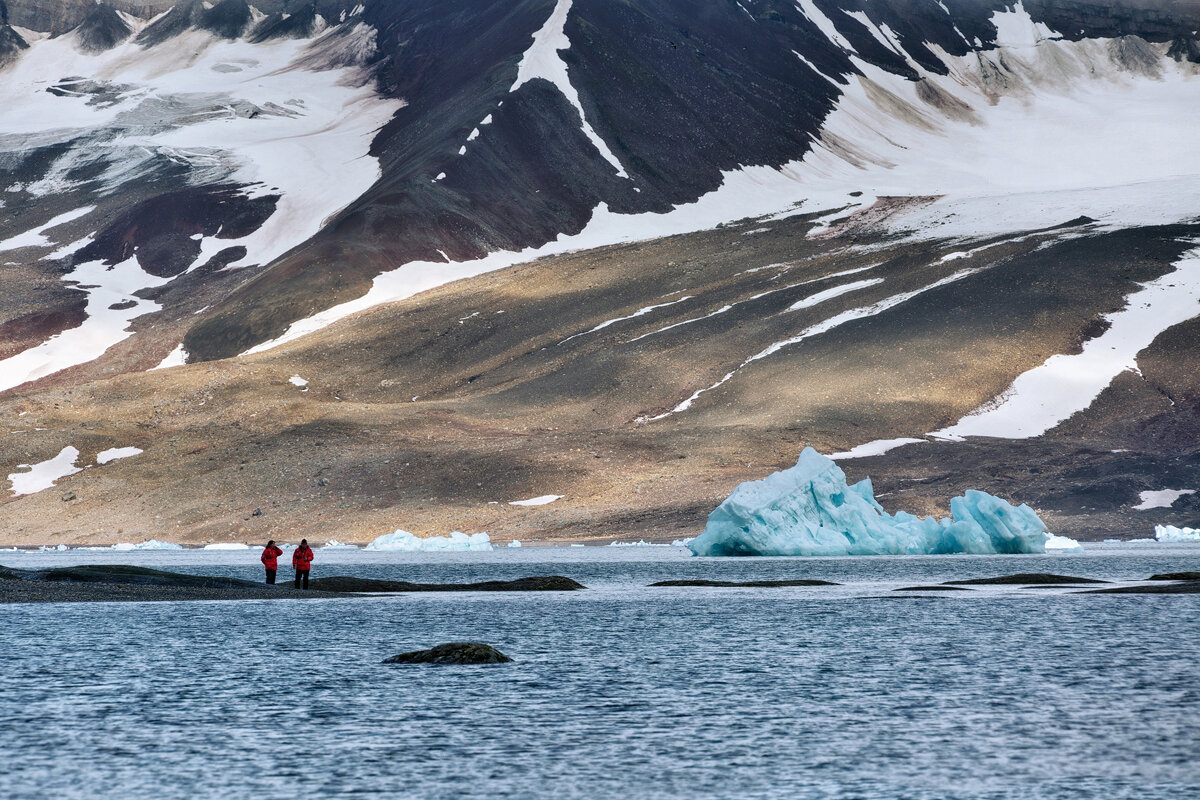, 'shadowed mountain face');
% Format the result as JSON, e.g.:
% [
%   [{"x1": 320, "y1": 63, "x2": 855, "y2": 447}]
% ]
[{"x1": 1, "y1": 0, "x2": 1199, "y2": 544}]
